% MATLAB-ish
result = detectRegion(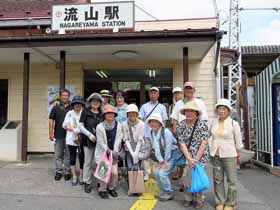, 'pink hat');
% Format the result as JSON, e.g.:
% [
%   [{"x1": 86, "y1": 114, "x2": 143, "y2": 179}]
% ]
[{"x1": 184, "y1": 81, "x2": 196, "y2": 89}]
